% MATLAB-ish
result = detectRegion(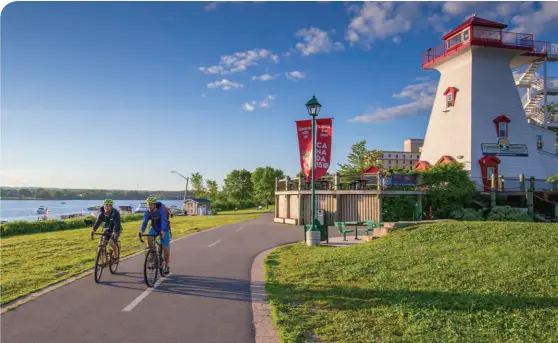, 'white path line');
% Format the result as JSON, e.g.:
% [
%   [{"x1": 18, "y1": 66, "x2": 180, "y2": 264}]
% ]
[
  {"x1": 207, "y1": 239, "x2": 222, "y2": 248},
  {"x1": 122, "y1": 275, "x2": 169, "y2": 312},
  {"x1": 234, "y1": 227, "x2": 245, "y2": 232}
]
